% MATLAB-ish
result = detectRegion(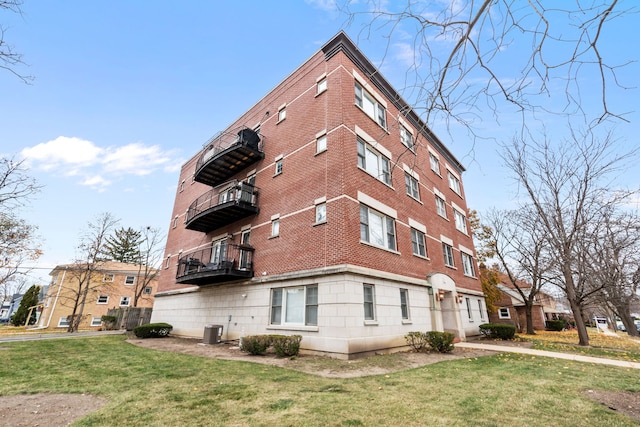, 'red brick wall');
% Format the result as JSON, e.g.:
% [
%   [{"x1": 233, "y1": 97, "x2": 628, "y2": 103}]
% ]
[{"x1": 158, "y1": 44, "x2": 481, "y2": 295}]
